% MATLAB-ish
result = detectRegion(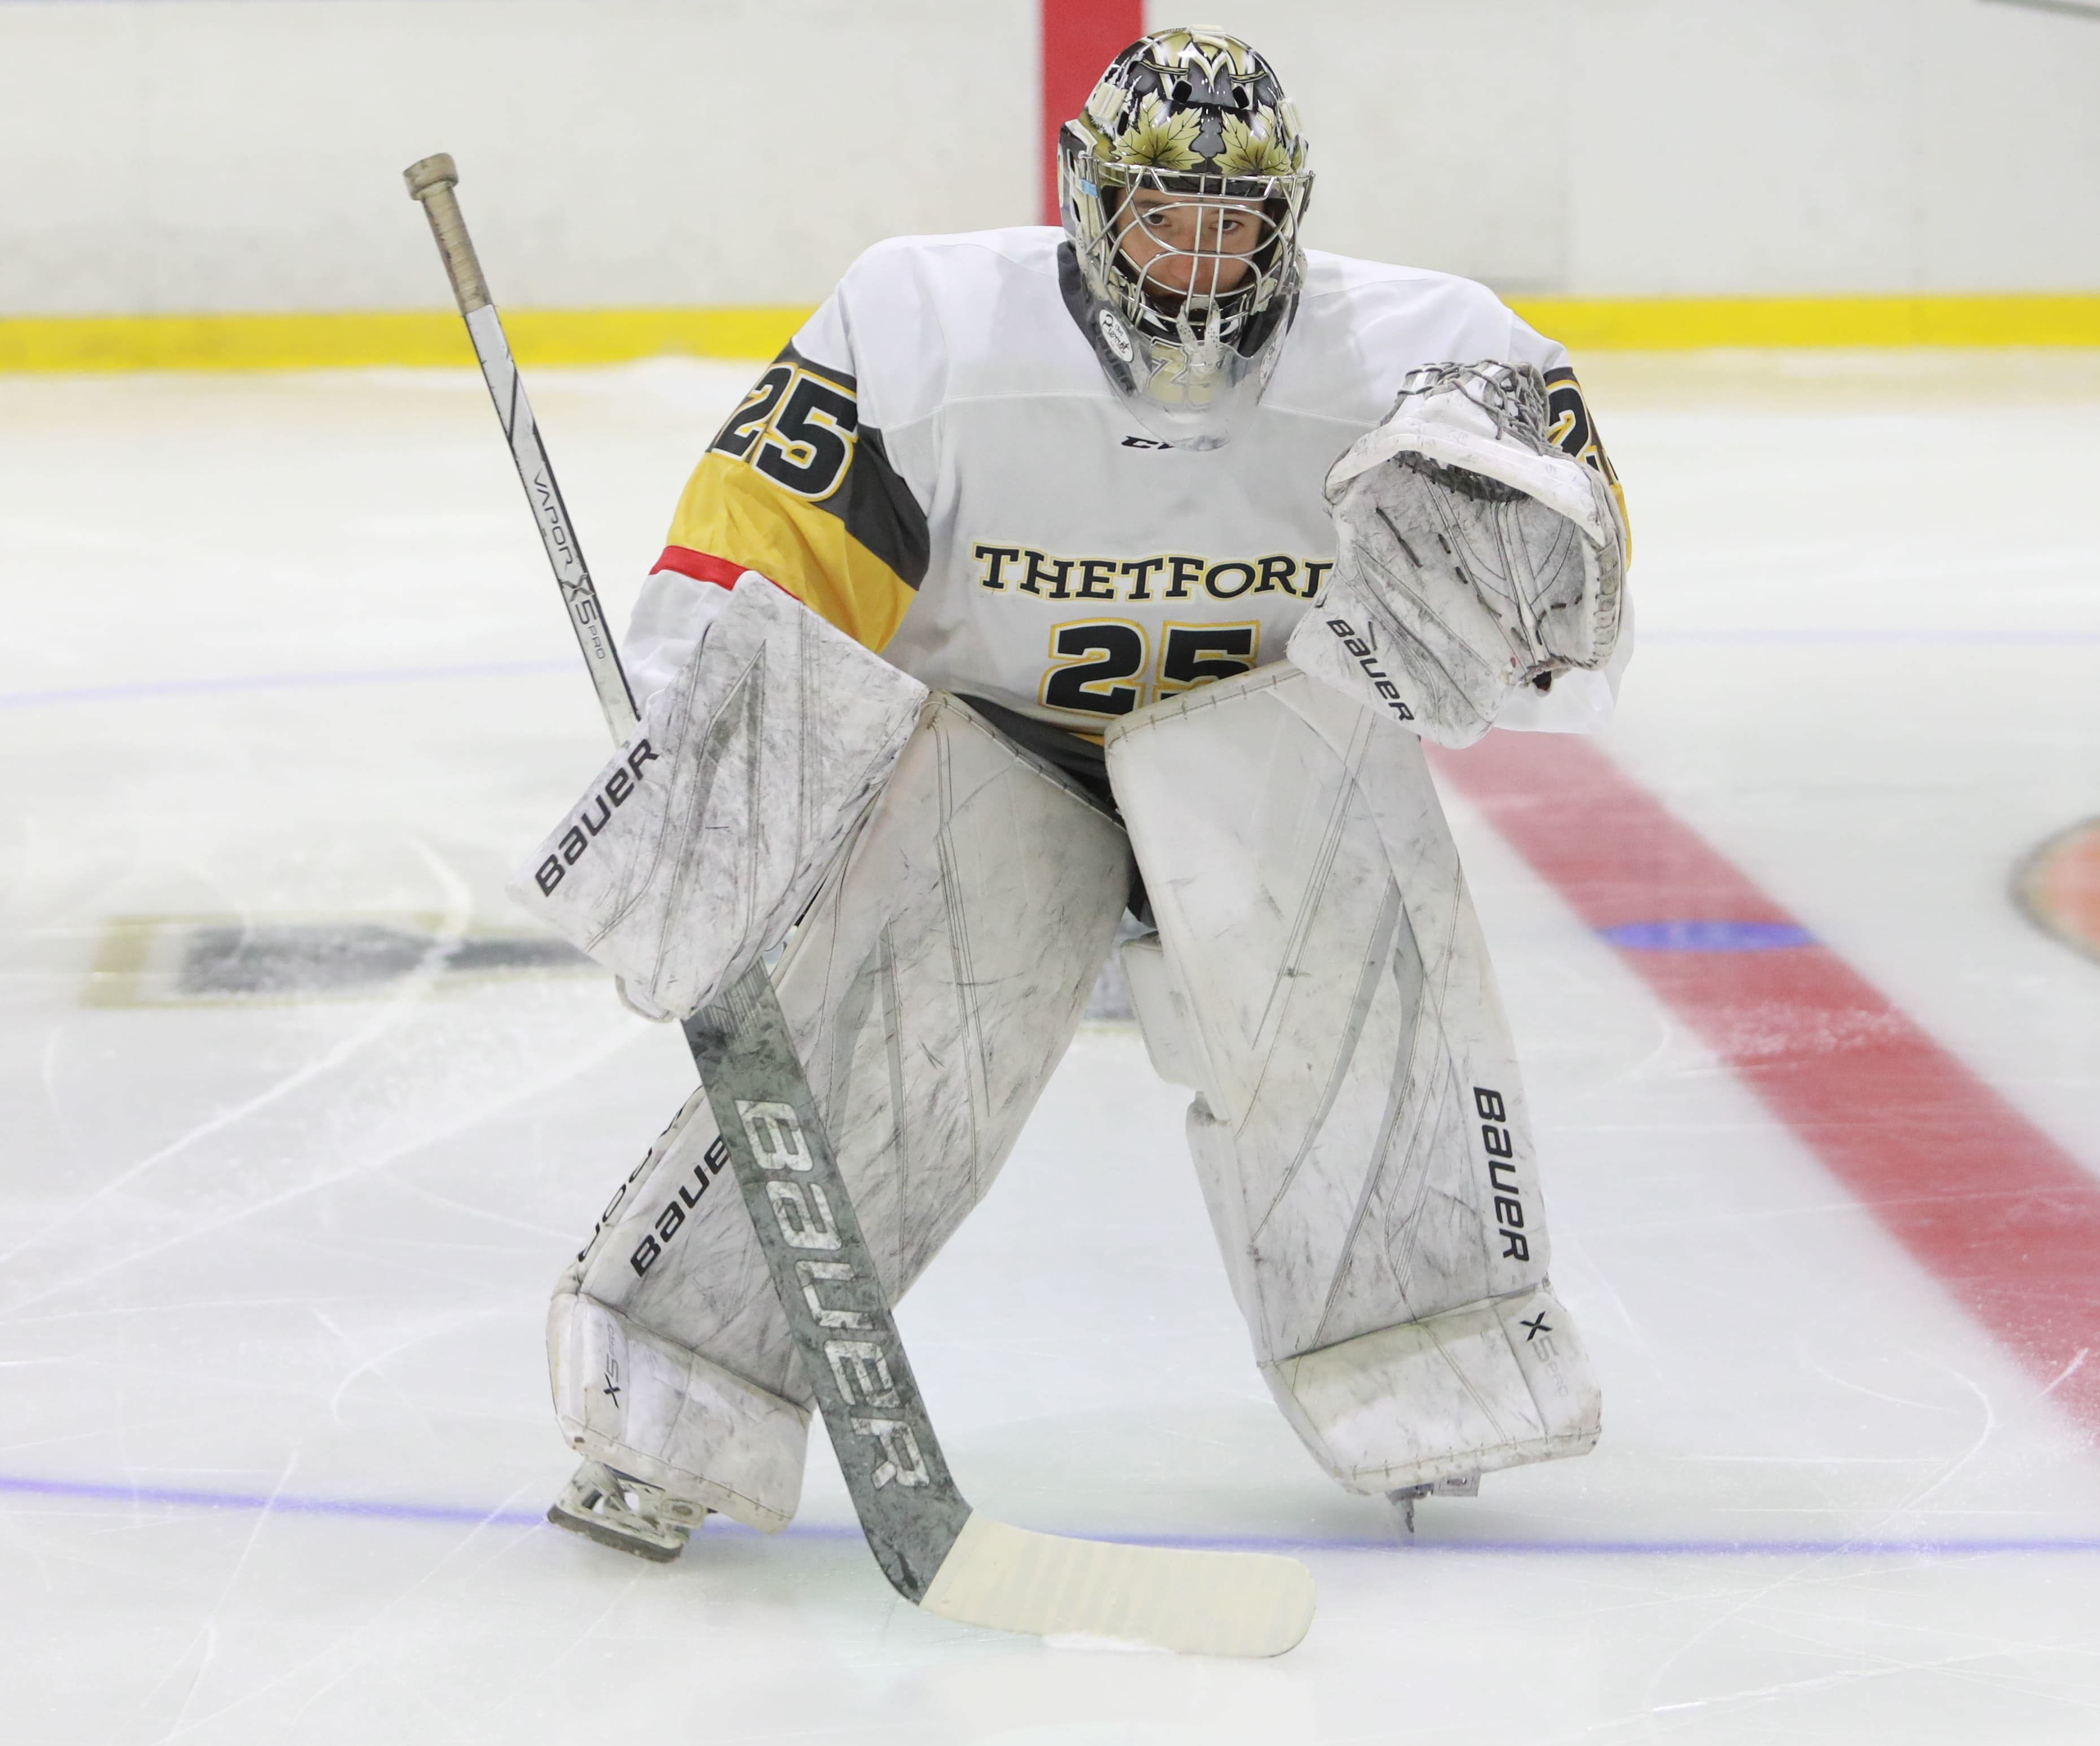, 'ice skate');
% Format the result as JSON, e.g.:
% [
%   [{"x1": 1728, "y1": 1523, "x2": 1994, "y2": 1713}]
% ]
[
  {"x1": 547, "y1": 1459, "x2": 707, "y2": 1562},
  {"x1": 1388, "y1": 1472, "x2": 1481, "y2": 1535}
]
